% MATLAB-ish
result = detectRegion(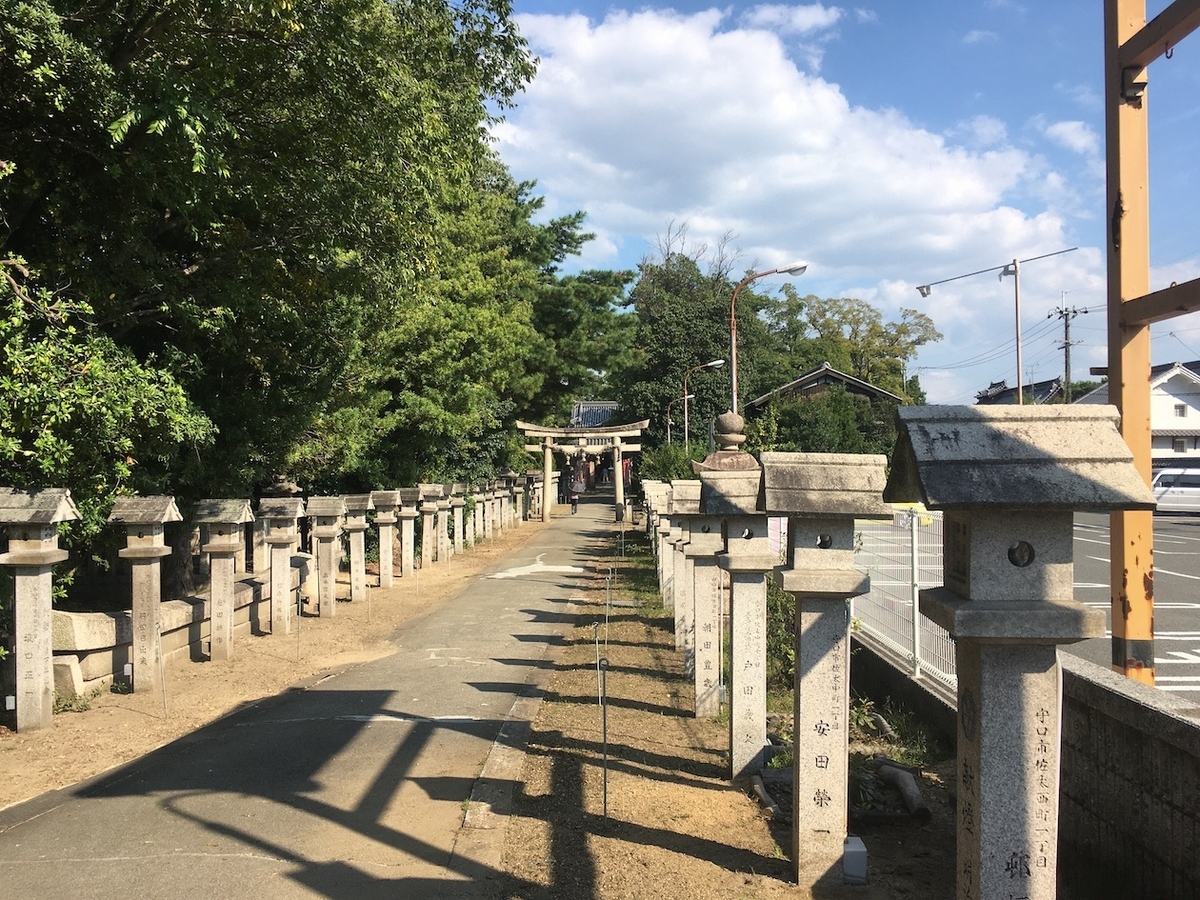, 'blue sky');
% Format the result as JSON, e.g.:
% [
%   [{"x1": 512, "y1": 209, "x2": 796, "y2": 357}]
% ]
[{"x1": 493, "y1": 2, "x2": 1200, "y2": 402}]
